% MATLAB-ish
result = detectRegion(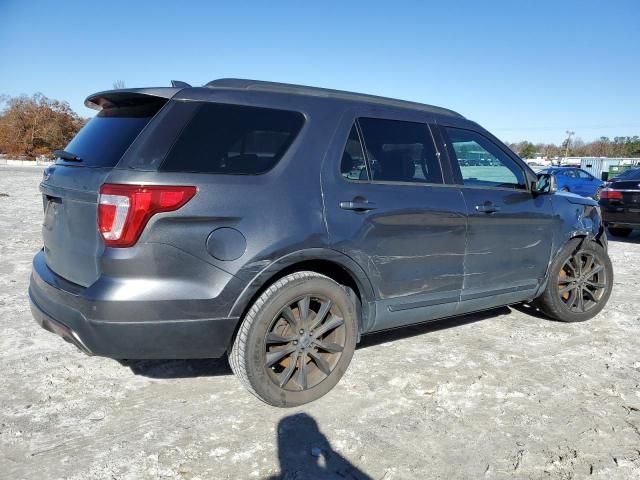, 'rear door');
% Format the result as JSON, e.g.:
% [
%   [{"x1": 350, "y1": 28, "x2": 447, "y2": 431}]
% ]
[
  {"x1": 40, "y1": 96, "x2": 167, "y2": 286},
  {"x1": 322, "y1": 112, "x2": 467, "y2": 332},
  {"x1": 437, "y1": 125, "x2": 555, "y2": 312}
]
